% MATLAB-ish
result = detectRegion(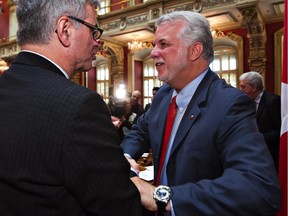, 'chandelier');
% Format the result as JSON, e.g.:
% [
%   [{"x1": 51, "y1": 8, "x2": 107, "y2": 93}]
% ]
[
  {"x1": 128, "y1": 36, "x2": 153, "y2": 52},
  {"x1": 128, "y1": 38, "x2": 143, "y2": 51}
]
